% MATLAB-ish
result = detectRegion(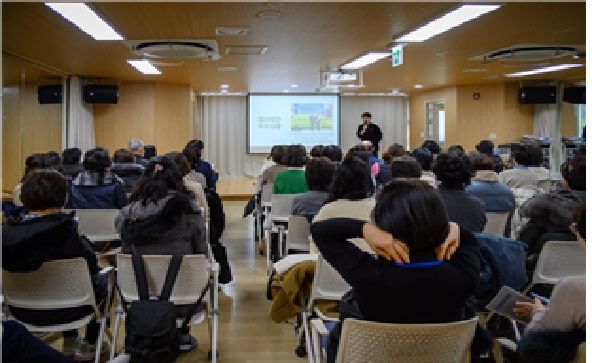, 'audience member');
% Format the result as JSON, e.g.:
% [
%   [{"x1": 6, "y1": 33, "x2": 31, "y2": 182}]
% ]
[
  {"x1": 376, "y1": 143, "x2": 408, "y2": 186},
  {"x1": 291, "y1": 157, "x2": 335, "y2": 220},
  {"x1": 3, "y1": 170, "x2": 108, "y2": 360},
  {"x1": 513, "y1": 204, "x2": 585, "y2": 362},
  {"x1": 143, "y1": 144, "x2": 157, "y2": 159},
  {"x1": 115, "y1": 156, "x2": 207, "y2": 351},
  {"x1": 111, "y1": 148, "x2": 144, "y2": 193},
  {"x1": 166, "y1": 151, "x2": 209, "y2": 218},
  {"x1": 411, "y1": 147, "x2": 437, "y2": 187},
  {"x1": 434, "y1": 153, "x2": 486, "y2": 232},
  {"x1": 322, "y1": 145, "x2": 343, "y2": 163},
  {"x1": 447, "y1": 145, "x2": 465, "y2": 156},
  {"x1": 61, "y1": 148, "x2": 83, "y2": 179},
  {"x1": 183, "y1": 139, "x2": 218, "y2": 190},
  {"x1": 272, "y1": 145, "x2": 308, "y2": 194},
  {"x1": 45, "y1": 151, "x2": 63, "y2": 173},
  {"x1": 476, "y1": 140, "x2": 503, "y2": 173},
  {"x1": 13, "y1": 153, "x2": 48, "y2": 207},
  {"x1": 67, "y1": 147, "x2": 126, "y2": 209},
  {"x1": 312, "y1": 156, "x2": 375, "y2": 252},
  {"x1": 466, "y1": 152, "x2": 515, "y2": 237},
  {"x1": 128, "y1": 138, "x2": 148, "y2": 166},
  {"x1": 310, "y1": 145, "x2": 324, "y2": 158},
  {"x1": 3, "y1": 320, "x2": 77, "y2": 362},
  {"x1": 311, "y1": 180, "x2": 480, "y2": 363},
  {"x1": 499, "y1": 143, "x2": 550, "y2": 191},
  {"x1": 258, "y1": 145, "x2": 288, "y2": 190},
  {"x1": 519, "y1": 156, "x2": 586, "y2": 253},
  {"x1": 421, "y1": 139, "x2": 441, "y2": 156},
  {"x1": 390, "y1": 156, "x2": 422, "y2": 180}
]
